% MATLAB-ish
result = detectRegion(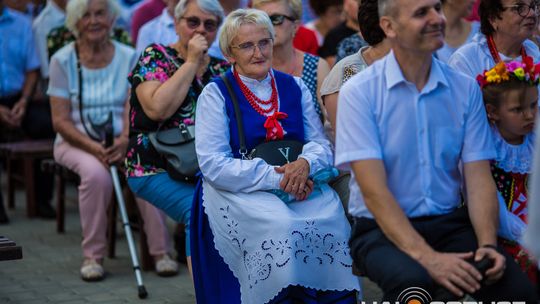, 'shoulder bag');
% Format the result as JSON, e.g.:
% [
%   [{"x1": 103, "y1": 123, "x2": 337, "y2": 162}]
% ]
[{"x1": 147, "y1": 45, "x2": 199, "y2": 182}]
